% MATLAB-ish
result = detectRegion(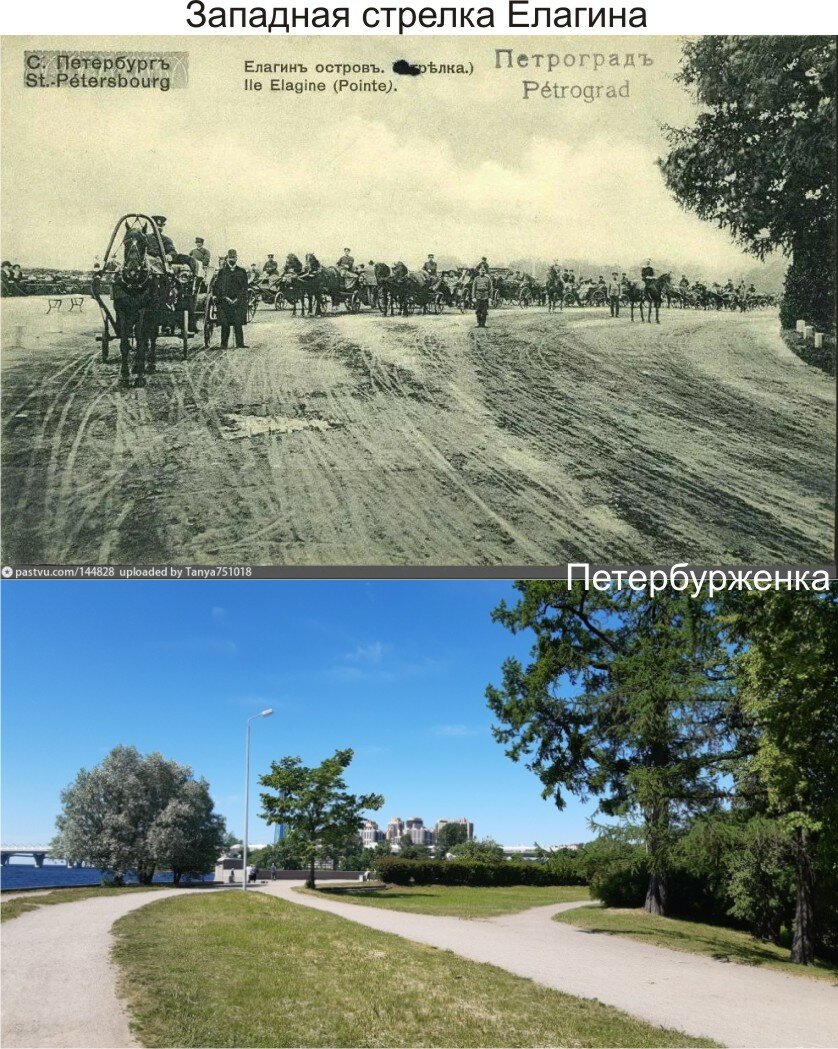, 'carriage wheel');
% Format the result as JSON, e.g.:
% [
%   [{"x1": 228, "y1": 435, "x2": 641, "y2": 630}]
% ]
[
  {"x1": 181, "y1": 309, "x2": 189, "y2": 360},
  {"x1": 101, "y1": 324, "x2": 110, "y2": 363},
  {"x1": 248, "y1": 296, "x2": 259, "y2": 322},
  {"x1": 274, "y1": 290, "x2": 286, "y2": 311},
  {"x1": 348, "y1": 291, "x2": 361, "y2": 314}
]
